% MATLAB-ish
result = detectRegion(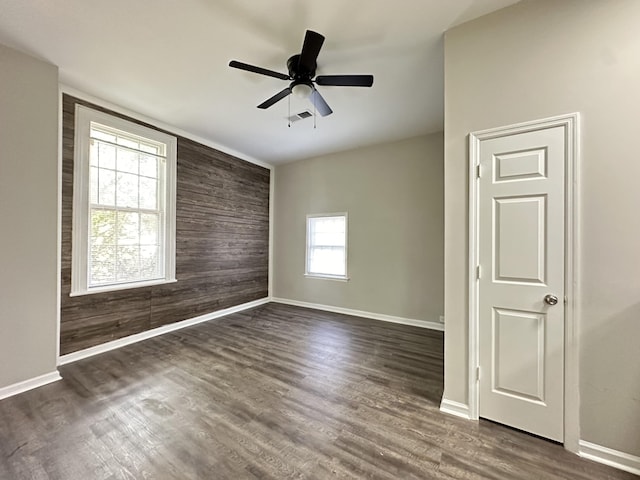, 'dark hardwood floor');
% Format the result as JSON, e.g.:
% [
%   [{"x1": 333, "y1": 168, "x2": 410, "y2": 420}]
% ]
[{"x1": 0, "y1": 303, "x2": 635, "y2": 479}]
